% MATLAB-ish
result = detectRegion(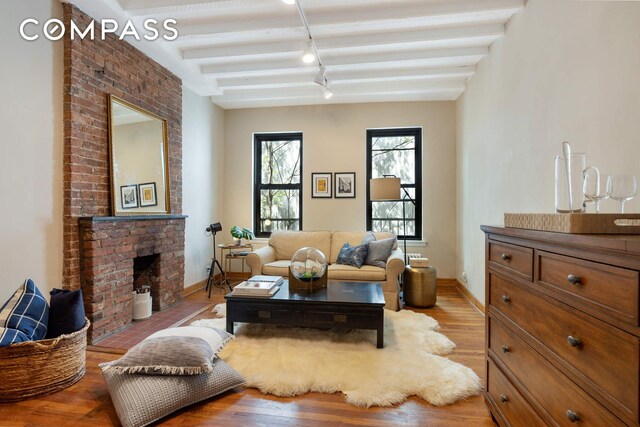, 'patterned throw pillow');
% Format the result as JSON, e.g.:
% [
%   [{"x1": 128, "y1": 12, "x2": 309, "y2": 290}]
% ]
[
  {"x1": 336, "y1": 243, "x2": 369, "y2": 268},
  {"x1": 101, "y1": 358, "x2": 245, "y2": 427},
  {"x1": 0, "y1": 278, "x2": 49, "y2": 343},
  {"x1": 0, "y1": 327, "x2": 30, "y2": 347}
]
